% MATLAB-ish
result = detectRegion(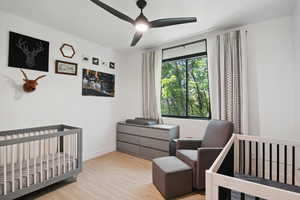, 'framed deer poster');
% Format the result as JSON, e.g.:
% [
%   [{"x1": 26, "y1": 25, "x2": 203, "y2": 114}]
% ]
[{"x1": 8, "y1": 31, "x2": 49, "y2": 72}]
